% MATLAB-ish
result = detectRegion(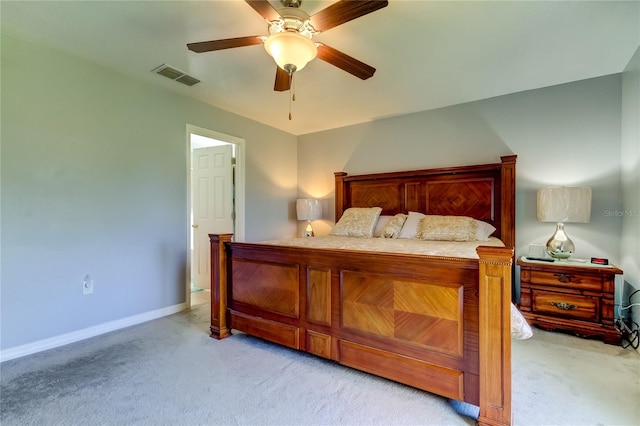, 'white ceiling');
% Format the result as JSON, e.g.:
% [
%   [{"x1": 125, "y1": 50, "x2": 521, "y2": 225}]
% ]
[{"x1": 2, "y1": 0, "x2": 638, "y2": 136}]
